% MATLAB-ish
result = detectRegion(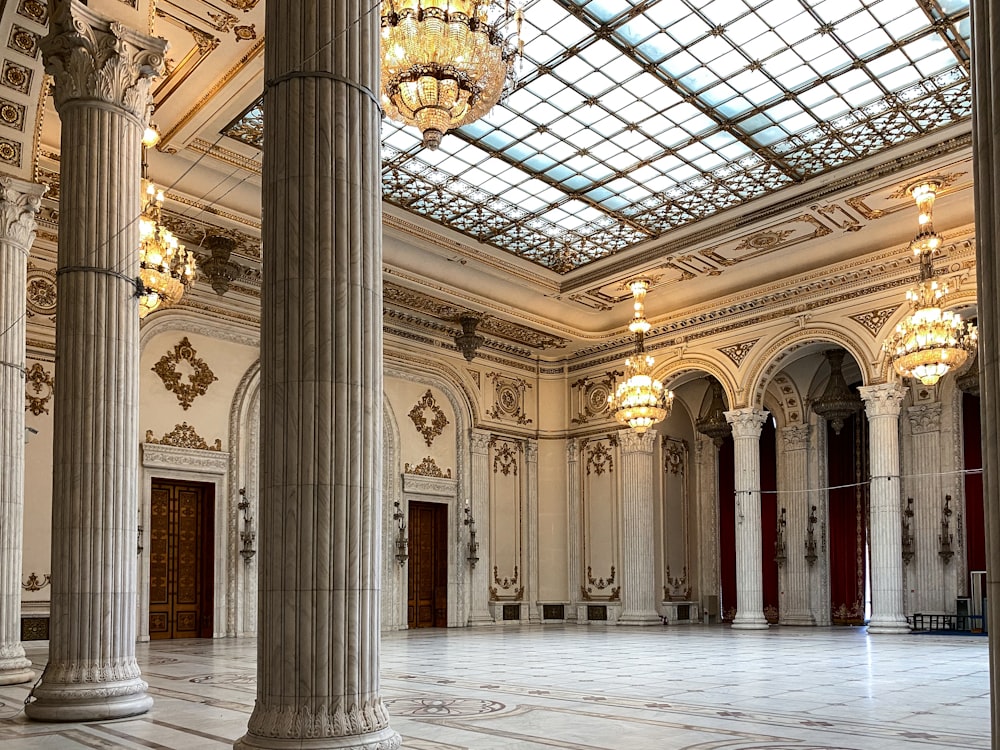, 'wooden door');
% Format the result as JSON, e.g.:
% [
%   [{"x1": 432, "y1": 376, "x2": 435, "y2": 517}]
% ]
[
  {"x1": 149, "y1": 480, "x2": 215, "y2": 639},
  {"x1": 407, "y1": 501, "x2": 448, "y2": 628}
]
